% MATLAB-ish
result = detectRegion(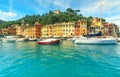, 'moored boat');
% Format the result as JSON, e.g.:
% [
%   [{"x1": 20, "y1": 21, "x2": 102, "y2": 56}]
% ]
[
  {"x1": 75, "y1": 36, "x2": 117, "y2": 45},
  {"x1": 38, "y1": 38, "x2": 60, "y2": 45},
  {"x1": 29, "y1": 38, "x2": 37, "y2": 41},
  {"x1": 67, "y1": 37, "x2": 76, "y2": 42},
  {"x1": 117, "y1": 37, "x2": 120, "y2": 42},
  {"x1": 2, "y1": 36, "x2": 16, "y2": 43},
  {"x1": 74, "y1": 0, "x2": 117, "y2": 45},
  {"x1": 16, "y1": 38, "x2": 29, "y2": 42}
]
